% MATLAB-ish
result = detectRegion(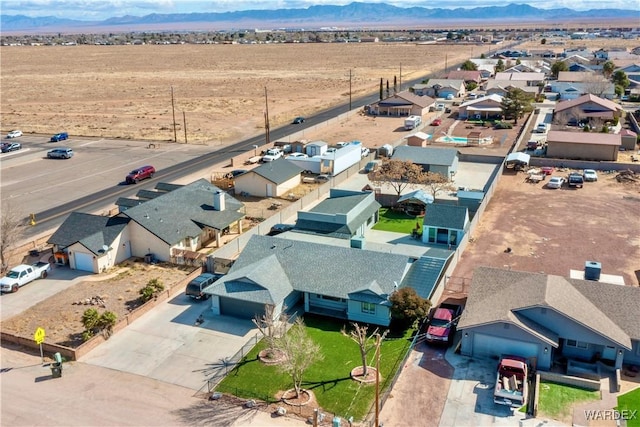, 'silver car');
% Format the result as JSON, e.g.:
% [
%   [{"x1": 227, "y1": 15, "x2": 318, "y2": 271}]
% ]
[
  {"x1": 547, "y1": 176, "x2": 564, "y2": 189},
  {"x1": 47, "y1": 148, "x2": 74, "y2": 159}
]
